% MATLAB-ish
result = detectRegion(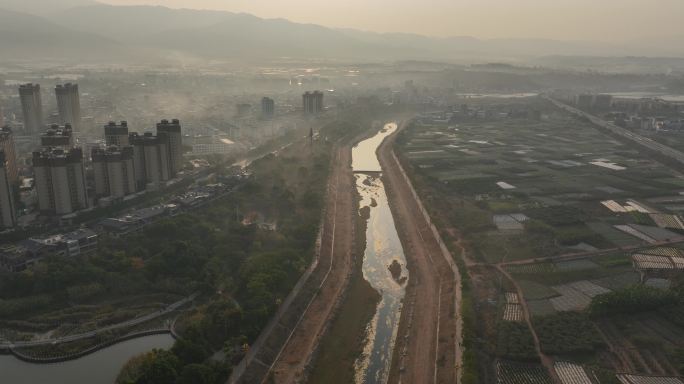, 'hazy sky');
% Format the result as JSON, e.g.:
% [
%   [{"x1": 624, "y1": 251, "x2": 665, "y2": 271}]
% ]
[{"x1": 100, "y1": 0, "x2": 684, "y2": 41}]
